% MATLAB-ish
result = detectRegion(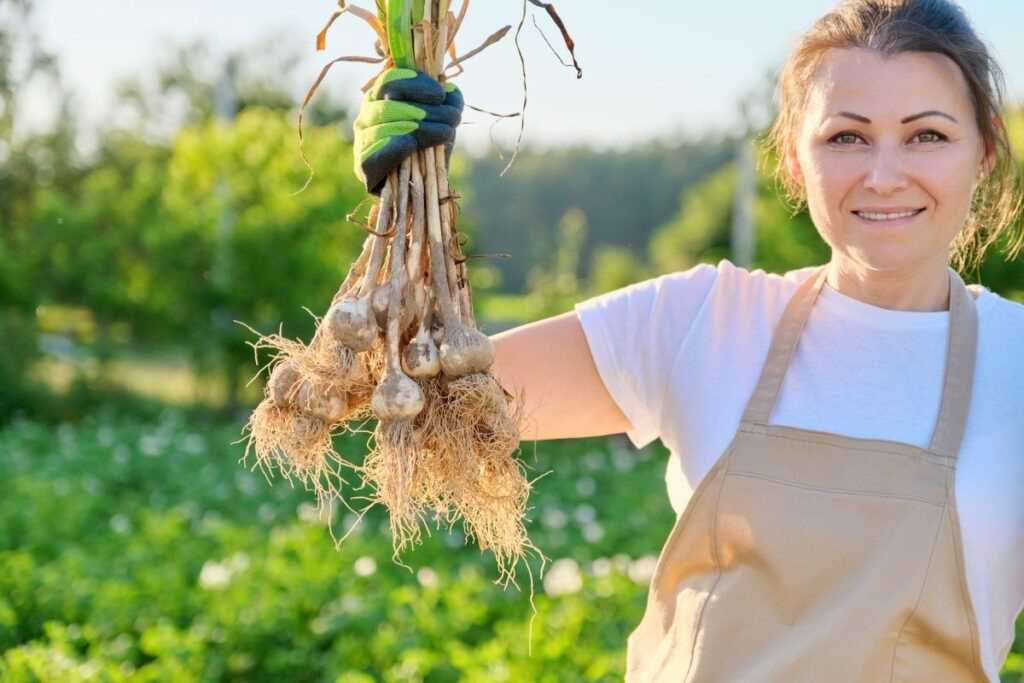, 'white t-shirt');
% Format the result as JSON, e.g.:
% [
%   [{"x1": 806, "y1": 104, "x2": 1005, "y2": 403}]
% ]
[{"x1": 574, "y1": 258, "x2": 1024, "y2": 681}]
